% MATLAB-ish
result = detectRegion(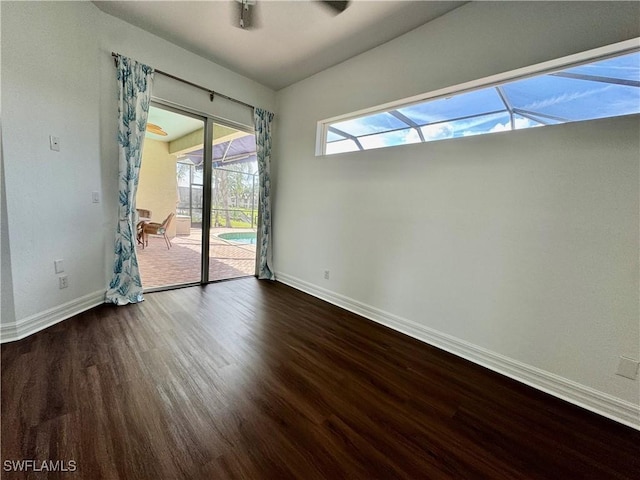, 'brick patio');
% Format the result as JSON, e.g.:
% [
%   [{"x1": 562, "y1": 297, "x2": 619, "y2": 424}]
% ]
[{"x1": 137, "y1": 228, "x2": 256, "y2": 289}]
